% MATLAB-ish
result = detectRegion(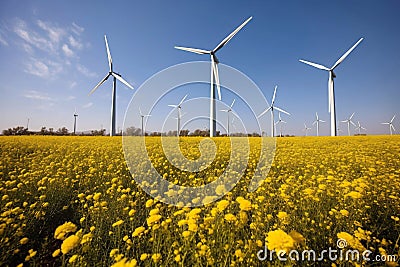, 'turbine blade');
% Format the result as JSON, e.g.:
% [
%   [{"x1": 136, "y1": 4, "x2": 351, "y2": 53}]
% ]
[
  {"x1": 89, "y1": 74, "x2": 110, "y2": 95},
  {"x1": 112, "y1": 73, "x2": 134, "y2": 89},
  {"x1": 391, "y1": 115, "x2": 396, "y2": 123},
  {"x1": 331, "y1": 38, "x2": 364, "y2": 70},
  {"x1": 139, "y1": 107, "x2": 143, "y2": 116},
  {"x1": 316, "y1": 112, "x2": 319, "y2": 120},
  {"x1": 340, "y1": 120, "x2": 348, "y2": 123},
  {"x1": 350, "y1": 121, "x2": 356, "y2": 127},
  {"x1": 220, "y1": 109, "x2": 229, "y2": 112},
  {"x1": 213, "y1": 16, "x2": 252, "y2": 53},
  {"x1": 381, "y1": 122, "x2": 389, "y2": 125},
  {"x1": 274, "y1": 106, "x2": 290, "y2": 115},
  {"x1": 258, "y1": 107, "x2": 271, "y2": 118},
  {"x1": 174, "y1": 46, "x2": 210, "y2": 55},
  {"x1": 391, "y1": 125, "x2": 396, "y2": 132},
  {"x1": 230, "y1": 99, "x2": 236, "y2": 108},
  {"x1": 299, "y1": 59, "x2": 330, "y2": 71},
  {"x1": 104, "y1": 35, "x2": 112, "y2": 72},
  {"x1": 178, "y1": 94, "x2": 188, "y2": 106},
  {"x1": 168, "y1": 105, "x2": 177, "y2": 108},
  {"x1": 320, "y1": 120, "x2": 326, "y2": 123},
  {"x1": 350, "y1": 112, "x2": 355, "y2": 120},
  {"x1": 270, "y1": 85, "x2": 278, "y2": 105},
  {"x1": 312, "y1": 121, "x2": 317, "y2": 125}
]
